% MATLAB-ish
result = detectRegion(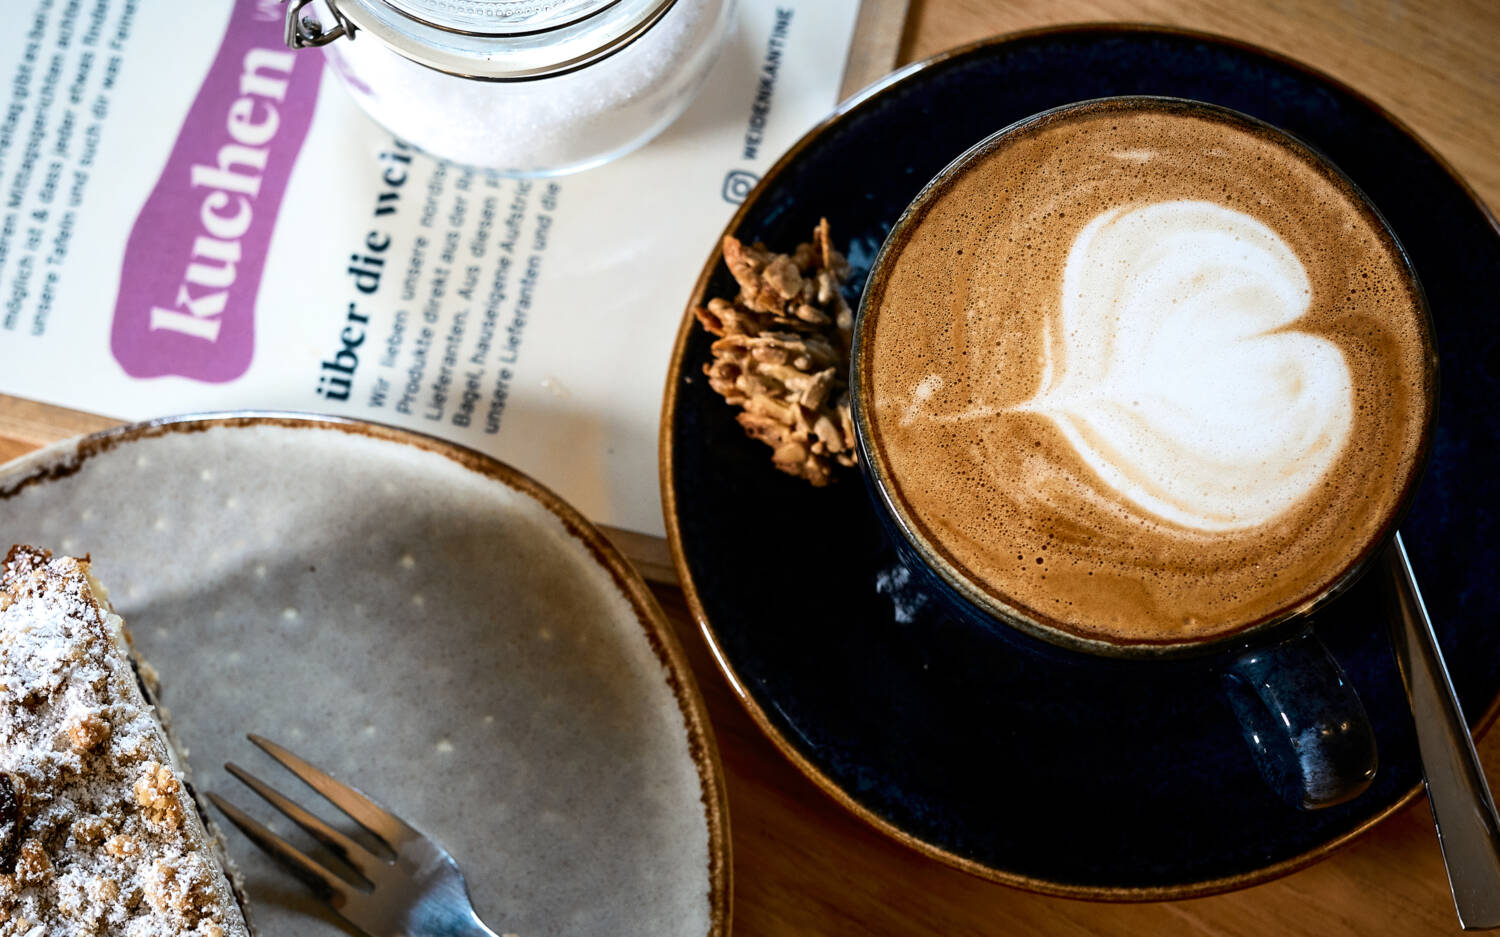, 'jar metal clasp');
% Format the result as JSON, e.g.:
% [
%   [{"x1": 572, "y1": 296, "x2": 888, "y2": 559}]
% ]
[{"x1": 283, "y1": 0, "x2": 356, "y2": 49}]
